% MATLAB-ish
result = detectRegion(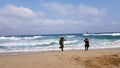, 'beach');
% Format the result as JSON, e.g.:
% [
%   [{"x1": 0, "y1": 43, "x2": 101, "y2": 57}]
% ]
[
  {"x1": 0, "y1": 0, "x2": 120, "y2": 68},
  {"x1": 0, "y1": 48, "x2": 120, "y2": 68}
]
